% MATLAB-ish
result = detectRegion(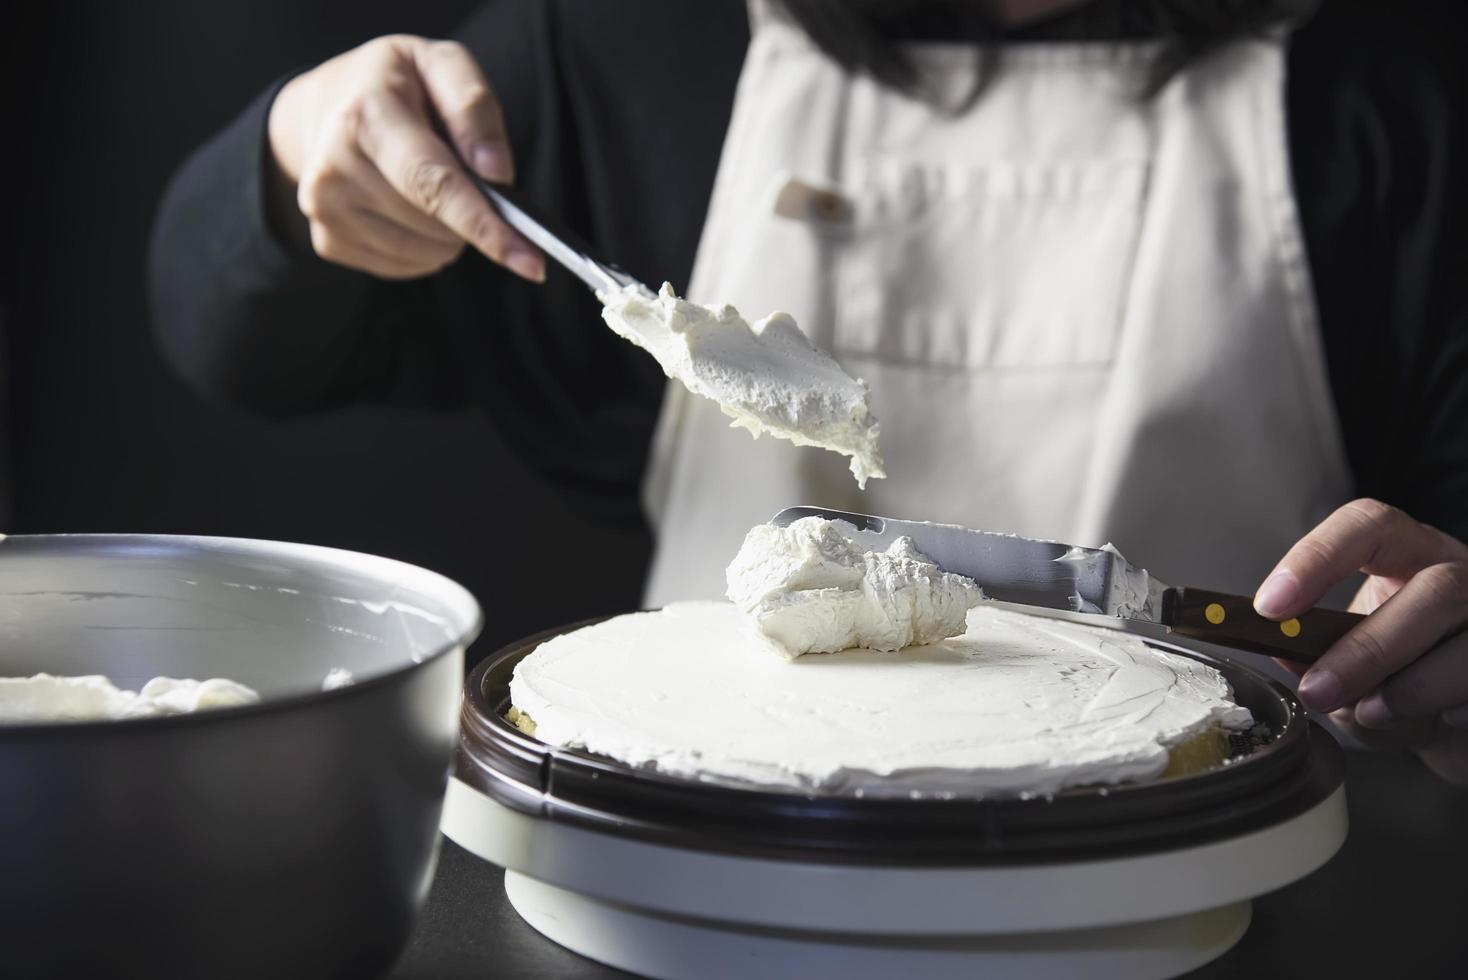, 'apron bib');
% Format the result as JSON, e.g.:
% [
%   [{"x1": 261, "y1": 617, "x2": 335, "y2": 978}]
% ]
[{"x1": 643, "y1": 4, "x2": 1351, "y2": 607}]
